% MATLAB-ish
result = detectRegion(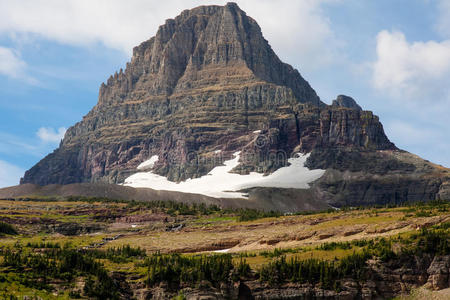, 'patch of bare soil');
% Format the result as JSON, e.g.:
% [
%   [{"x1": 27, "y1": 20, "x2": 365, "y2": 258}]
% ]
[
  {"x1": 398, "y1": 287, "x2": 450, "y2": 300},
  {"x1": 110, "y1": 211, "x2": 443, "y2": 254},
  {"x1": 365, "y1": 222, "x2": 410, "y2": 234},
  {"x1": 171, "y1": 238, "x2": 241, "y2": 253}
]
